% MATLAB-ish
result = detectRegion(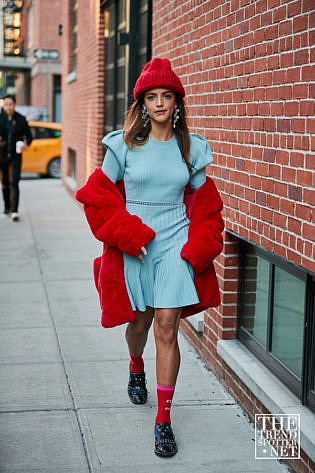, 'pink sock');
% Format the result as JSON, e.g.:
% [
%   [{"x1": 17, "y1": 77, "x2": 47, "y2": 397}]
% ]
[
  {"x1": 130, "y1": 353, "x2": 144, "y2": 373},
  {"x1": 155, "y1": 384, "x2": 175, "y2": 424}
]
